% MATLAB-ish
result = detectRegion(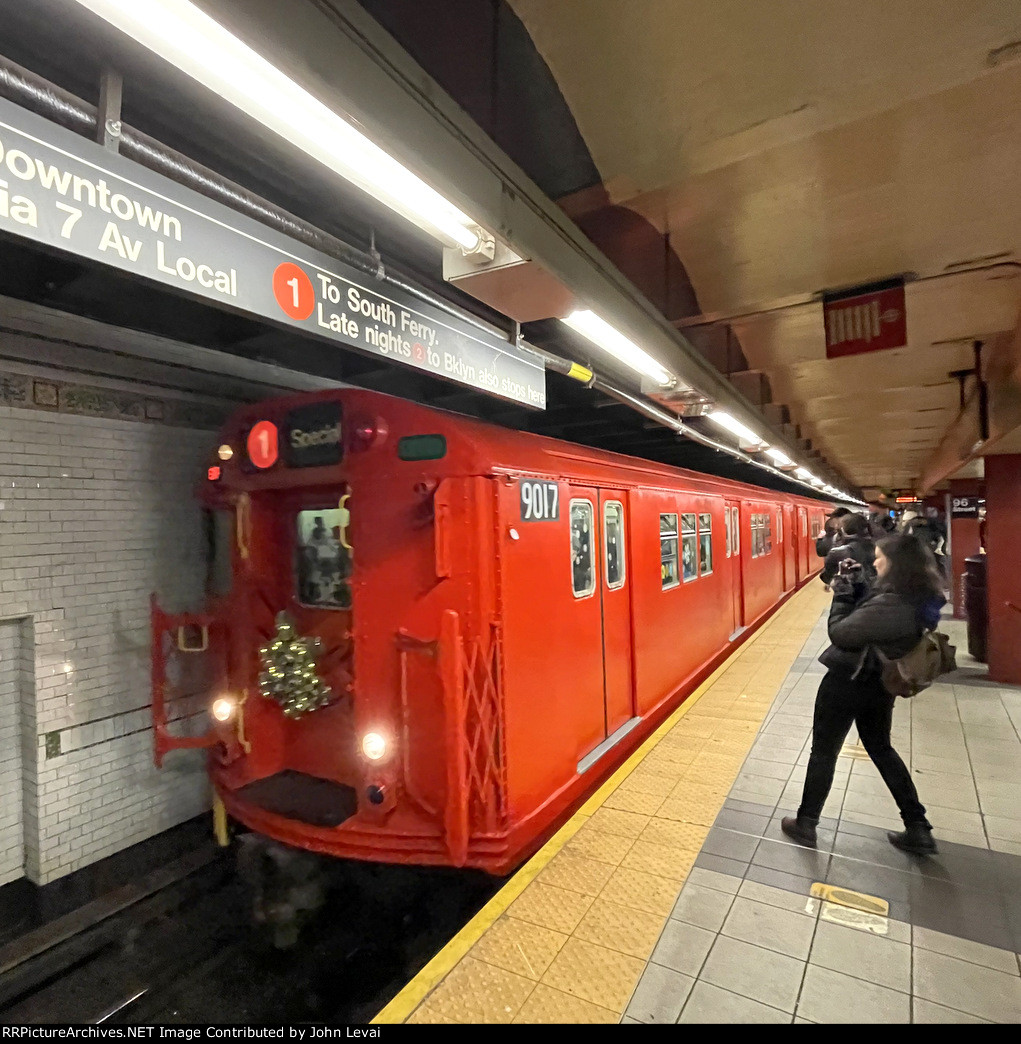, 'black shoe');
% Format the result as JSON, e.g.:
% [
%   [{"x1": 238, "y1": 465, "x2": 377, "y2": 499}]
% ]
[
  {"x1": 781, "y1": 816, "x2": 818, "y2": 848},
  {"x1": 888, "y1": 823, "x2": 938, "y2": 855}
]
